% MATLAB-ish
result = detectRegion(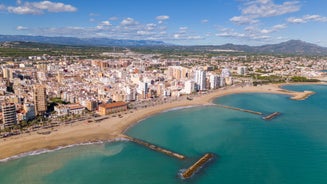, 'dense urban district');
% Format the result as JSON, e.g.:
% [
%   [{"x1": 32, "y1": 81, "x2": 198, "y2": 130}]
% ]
[{"x1": 0, "y1": 43, "x2": 327, "y2": 138}]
